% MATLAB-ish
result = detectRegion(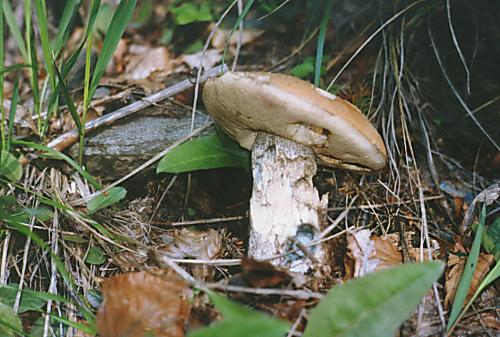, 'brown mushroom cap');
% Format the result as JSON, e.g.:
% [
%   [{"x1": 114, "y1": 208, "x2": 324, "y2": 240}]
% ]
[{"x1": 202, "y1": 71, "x2": 387, "y2": 172}]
